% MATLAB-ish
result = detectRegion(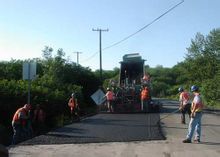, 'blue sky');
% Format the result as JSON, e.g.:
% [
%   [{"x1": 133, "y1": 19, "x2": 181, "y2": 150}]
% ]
[{"x1": 0, "y1": 0, "x2": 219, "y2": 70}]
